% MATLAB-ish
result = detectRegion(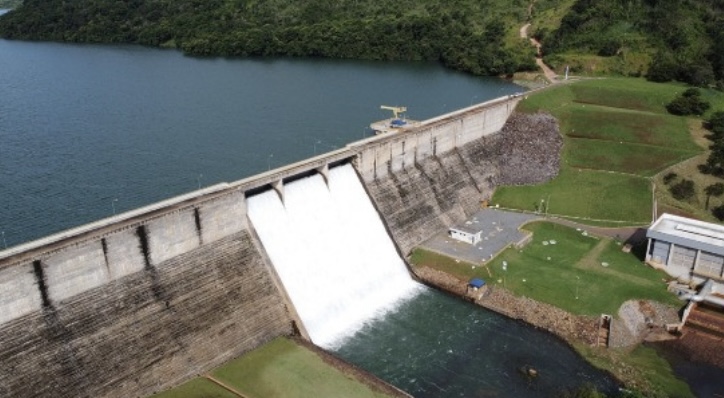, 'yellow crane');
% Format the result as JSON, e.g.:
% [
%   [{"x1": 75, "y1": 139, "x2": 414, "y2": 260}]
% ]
[{"x1": 380, "y1": 105, "x2": 407, "y2": 120}]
